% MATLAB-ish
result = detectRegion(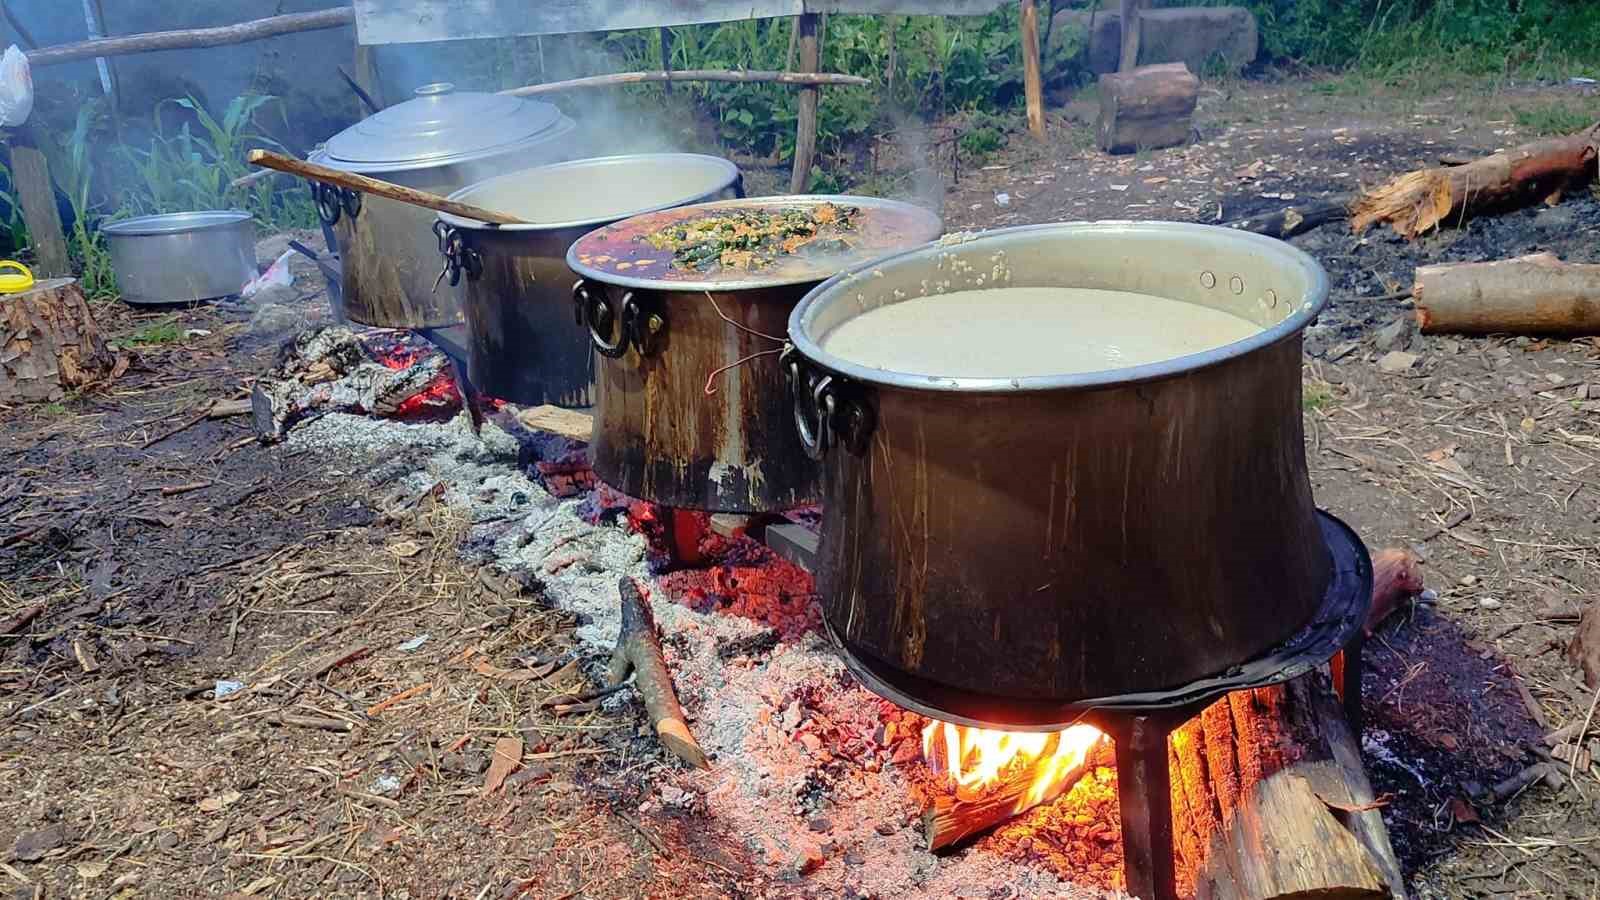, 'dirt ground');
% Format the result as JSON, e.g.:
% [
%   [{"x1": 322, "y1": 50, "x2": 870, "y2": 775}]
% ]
[{"x1": 4, "y1": 73, "x2": 1600, "y2": 899}]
